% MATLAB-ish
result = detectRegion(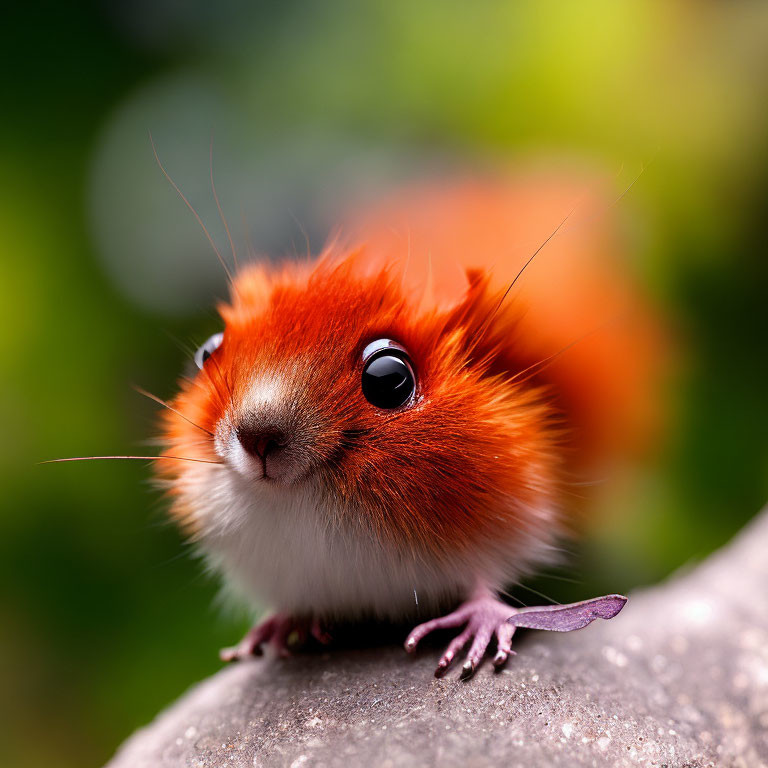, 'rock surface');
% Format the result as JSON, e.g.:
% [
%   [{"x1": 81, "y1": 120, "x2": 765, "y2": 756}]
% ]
[{"x1": 107, "y1": 508, "x2": 768, "y2": 768}]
